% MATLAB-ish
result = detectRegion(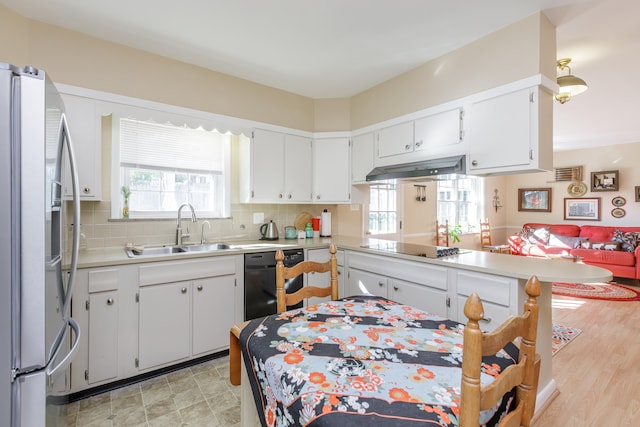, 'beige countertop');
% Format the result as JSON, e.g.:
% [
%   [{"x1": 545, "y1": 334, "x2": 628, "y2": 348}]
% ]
[{"x1": 75, "y1": 235, "x2": 613, "y2": 284}]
